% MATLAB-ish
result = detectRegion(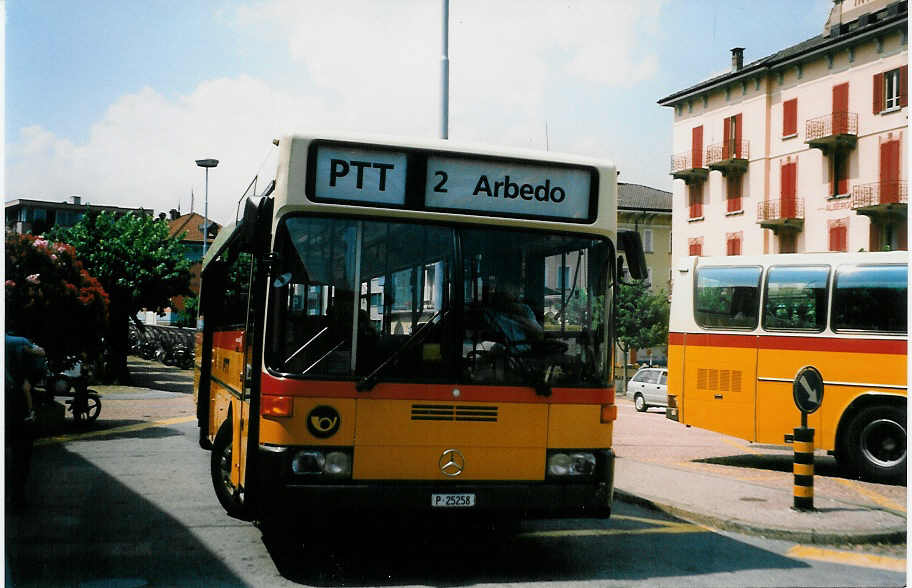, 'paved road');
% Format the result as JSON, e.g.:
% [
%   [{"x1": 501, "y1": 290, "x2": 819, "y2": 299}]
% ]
[{"x1": 5, "y1": 360, "x2": 906, "y2": 586}]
